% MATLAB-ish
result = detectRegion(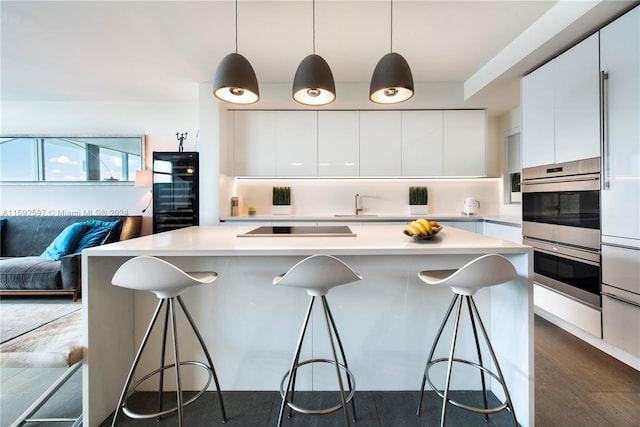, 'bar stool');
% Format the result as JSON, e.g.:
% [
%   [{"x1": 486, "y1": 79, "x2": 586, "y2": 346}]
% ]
[
  {"x1": 416, "y1": 254, "x2": 518, "y2": 427},
  {"x1": 273, "y1": 254, "x2": 361, "y2": 427},
  {"x1": 110, "y1": 256, "x2": 227, "y2": 427}
]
